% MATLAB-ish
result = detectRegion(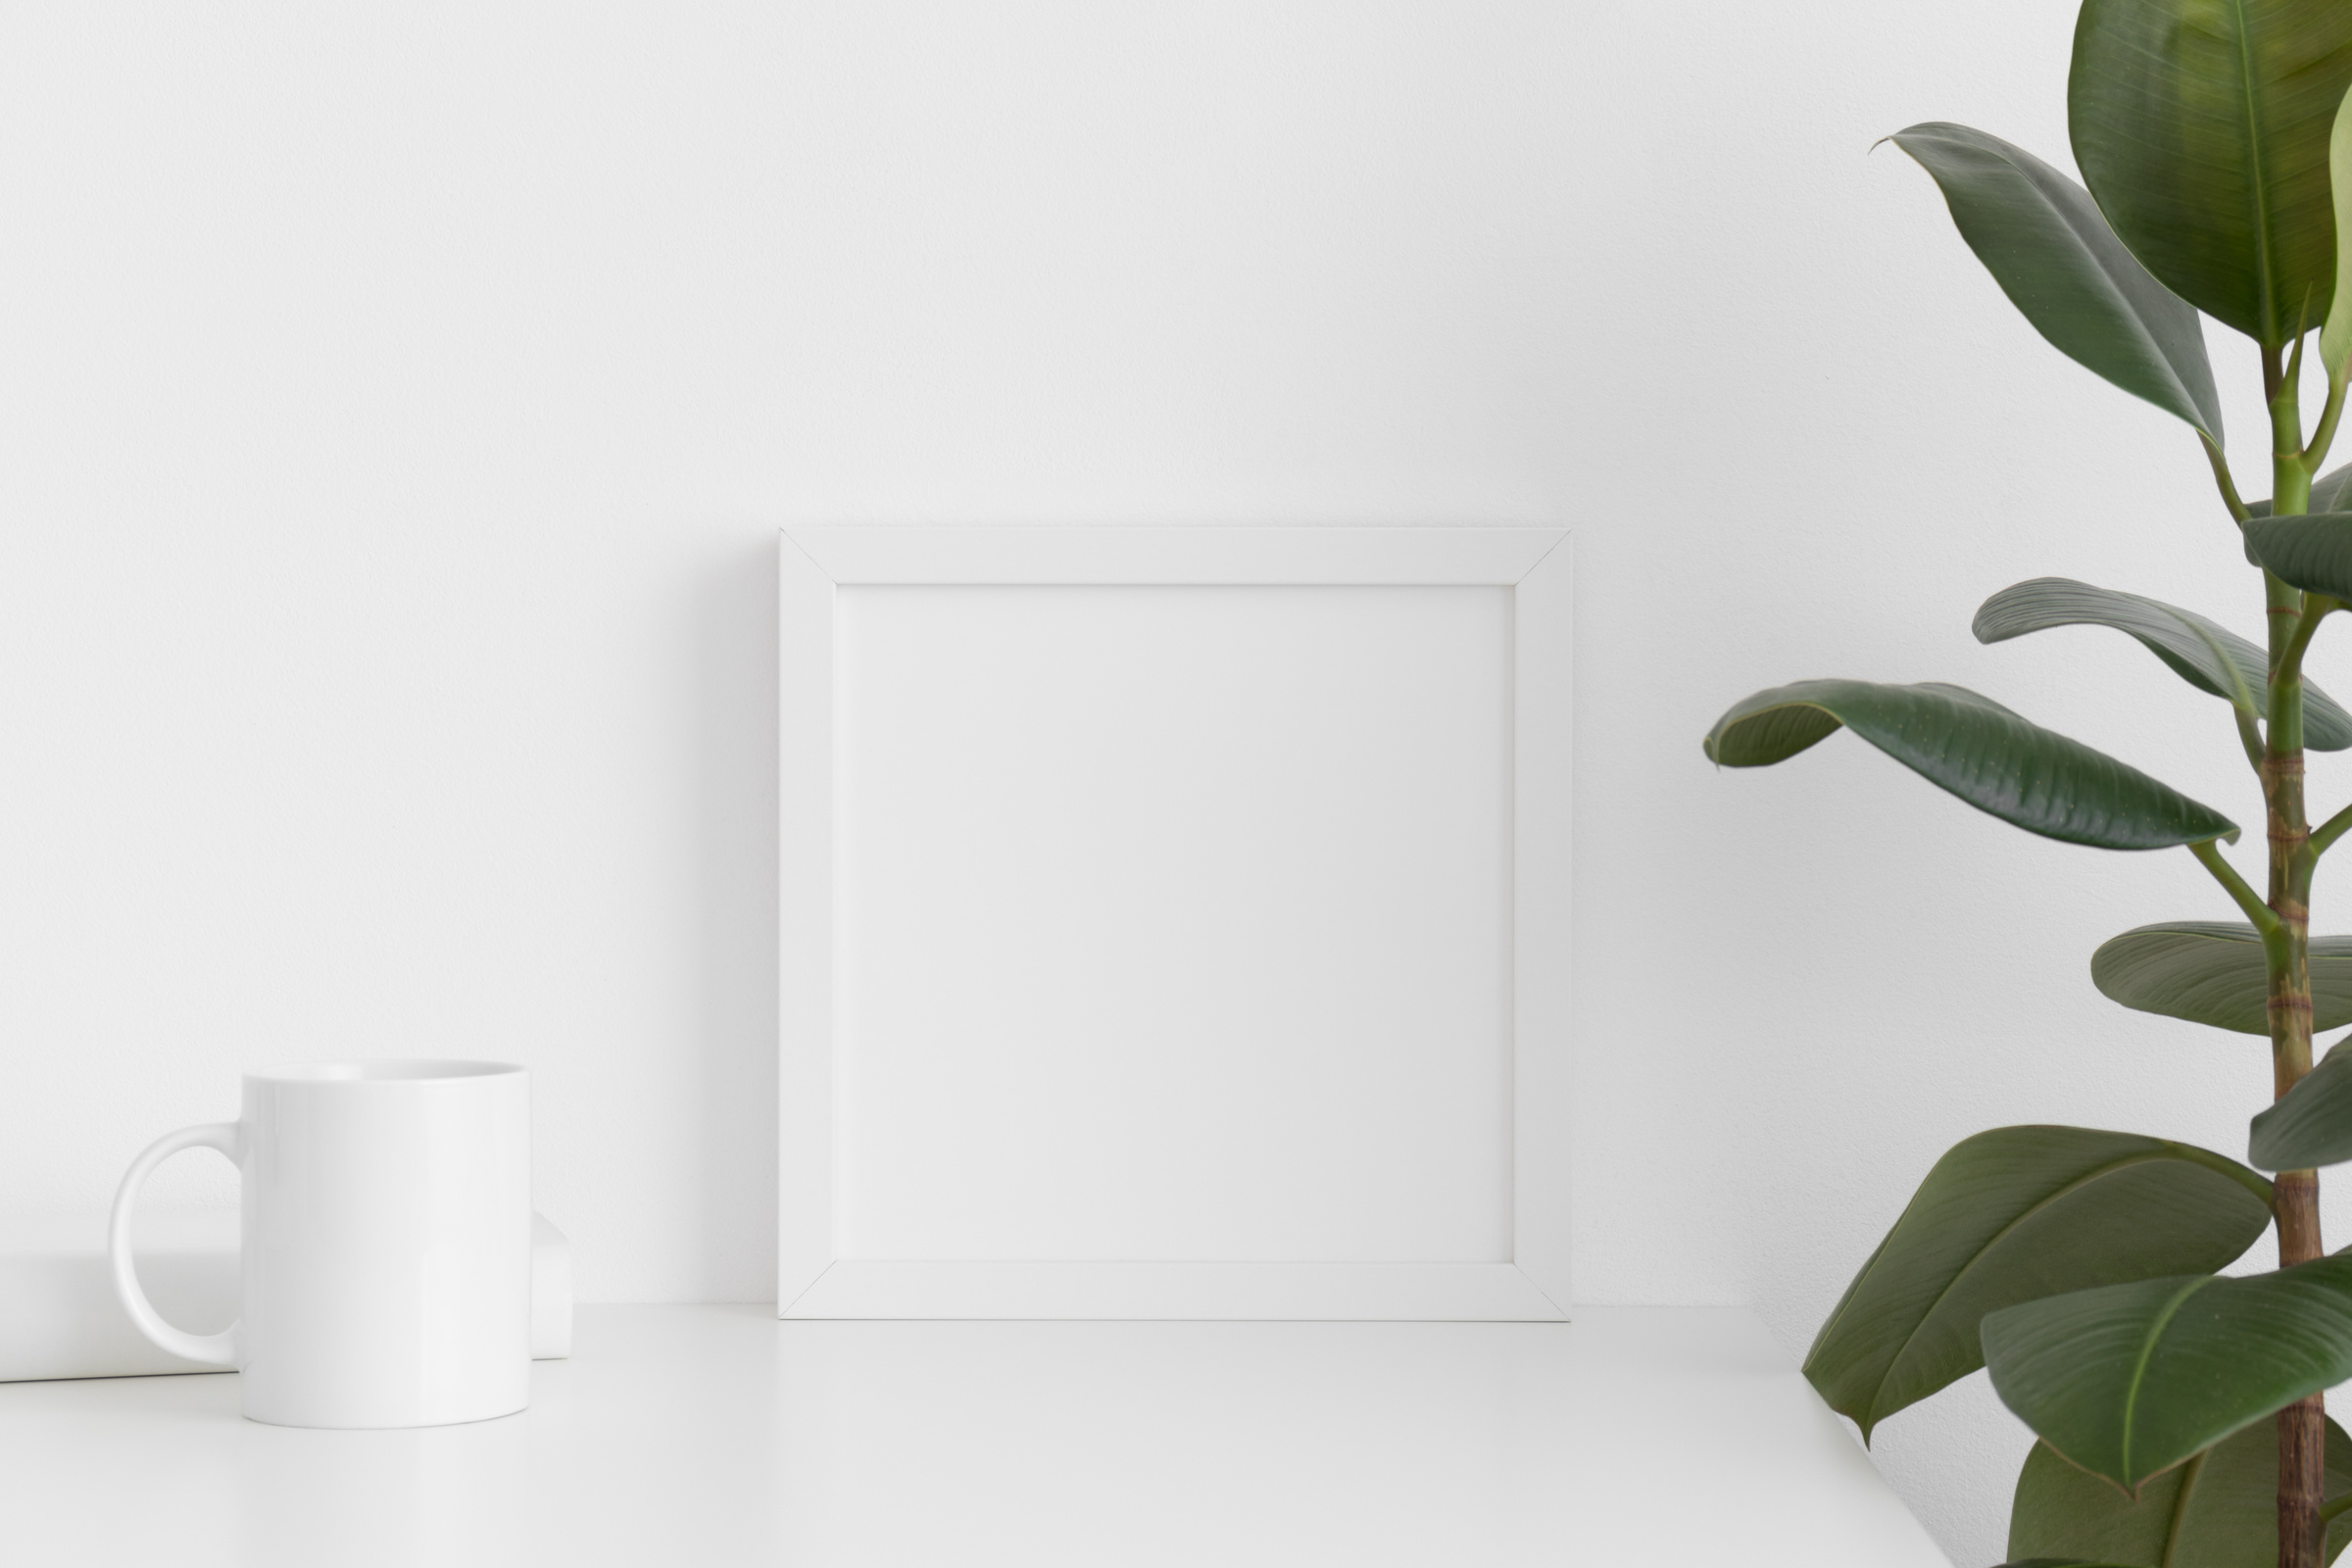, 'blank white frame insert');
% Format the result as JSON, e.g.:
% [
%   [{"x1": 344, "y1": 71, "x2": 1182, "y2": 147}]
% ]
[{"x1": 780, "y1": 527, "x2": 1572, "y2": 1319}]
